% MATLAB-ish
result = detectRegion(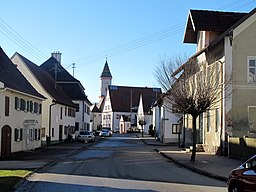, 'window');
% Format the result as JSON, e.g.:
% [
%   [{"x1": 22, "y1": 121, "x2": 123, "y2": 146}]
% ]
[
  {"x1": 75, "y1": 104, "x2": 79, "y2": 112},
  {"x1": 26, "y1": 100, "x2": 30, "y2": 112},
  {"x1": 5, "y1": 96, "x2": 10, "y2": 116},
  {"x1": 75, "y1": 122, "x2": 79, "y2": 131},
  {"x1": 34, "y1": 102, "x2": 39, "y2": 114},
  {"x1": 15, "y1": 97, "x2": 20, "y2": 110},
  {"x1": 87, "y1": 106, "x2": 90, "y2": 115},
  {"x1": 215, "y1": 108, "x2": 220, "y2": 132},
  {"x1": 207, "y1": 110, "x2": 211, "y2": 132},
  {"x1": 60, "y1": 107, "x2": 63, "y2": 119},
  {"x1": 14, "y1": 128, "x2": 23, "y2": 141},
  {"x1": 20, "y1": 99, "x2": 26, "y2": 111},
  {"x1": 41, "y1": 128, "x2": 46, "y2": 137},
  {"x1": 172, "y1": 124, "x2": 181, "y2": 134},
  {"x1": 248, "y1": 57, "x2": 256, "y2": 83},
  {"x1": 65, "y1": 107, "x2": 67, "y2": 116},
  {"x1": 30, "y1": 101, "x2": 33, "y2": 113},
  {"x1": 52, "y1": 128, "x2": 55, "y2": 137},
  {"x1": 34, "y1": 129, "x2": 40, "y2": 141}
]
